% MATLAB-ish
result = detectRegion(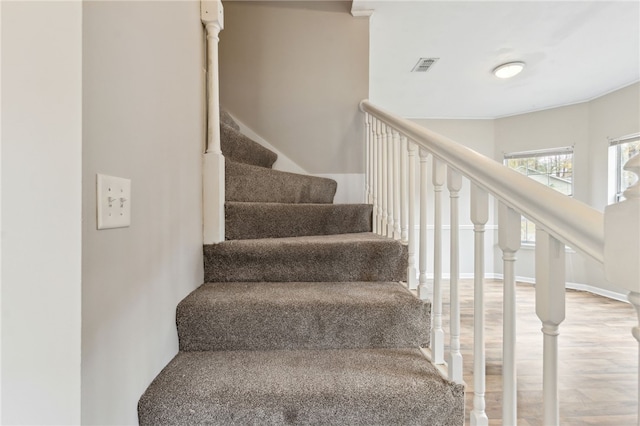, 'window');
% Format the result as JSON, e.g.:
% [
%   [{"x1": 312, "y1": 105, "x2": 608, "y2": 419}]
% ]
[
  {"x1": 504, "y1": 147, "x2": 574, "y2": 243},
  {"x1": 610, "y1": 134, "x2": 640, "y2": 202}
]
